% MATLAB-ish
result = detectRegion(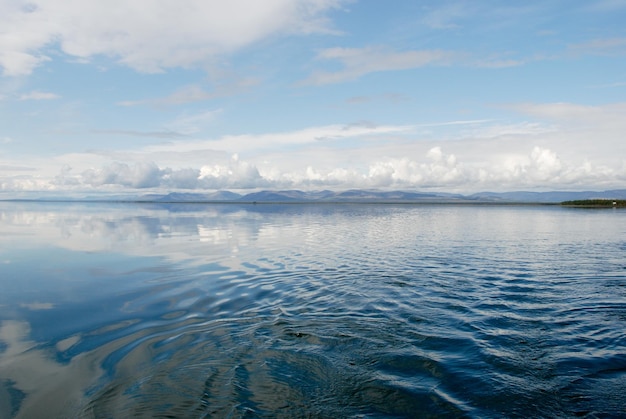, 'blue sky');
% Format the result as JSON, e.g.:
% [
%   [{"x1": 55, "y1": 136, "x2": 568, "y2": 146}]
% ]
[{"x1": 1, "y1": 0, "x2": 625, "y2": 195}]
